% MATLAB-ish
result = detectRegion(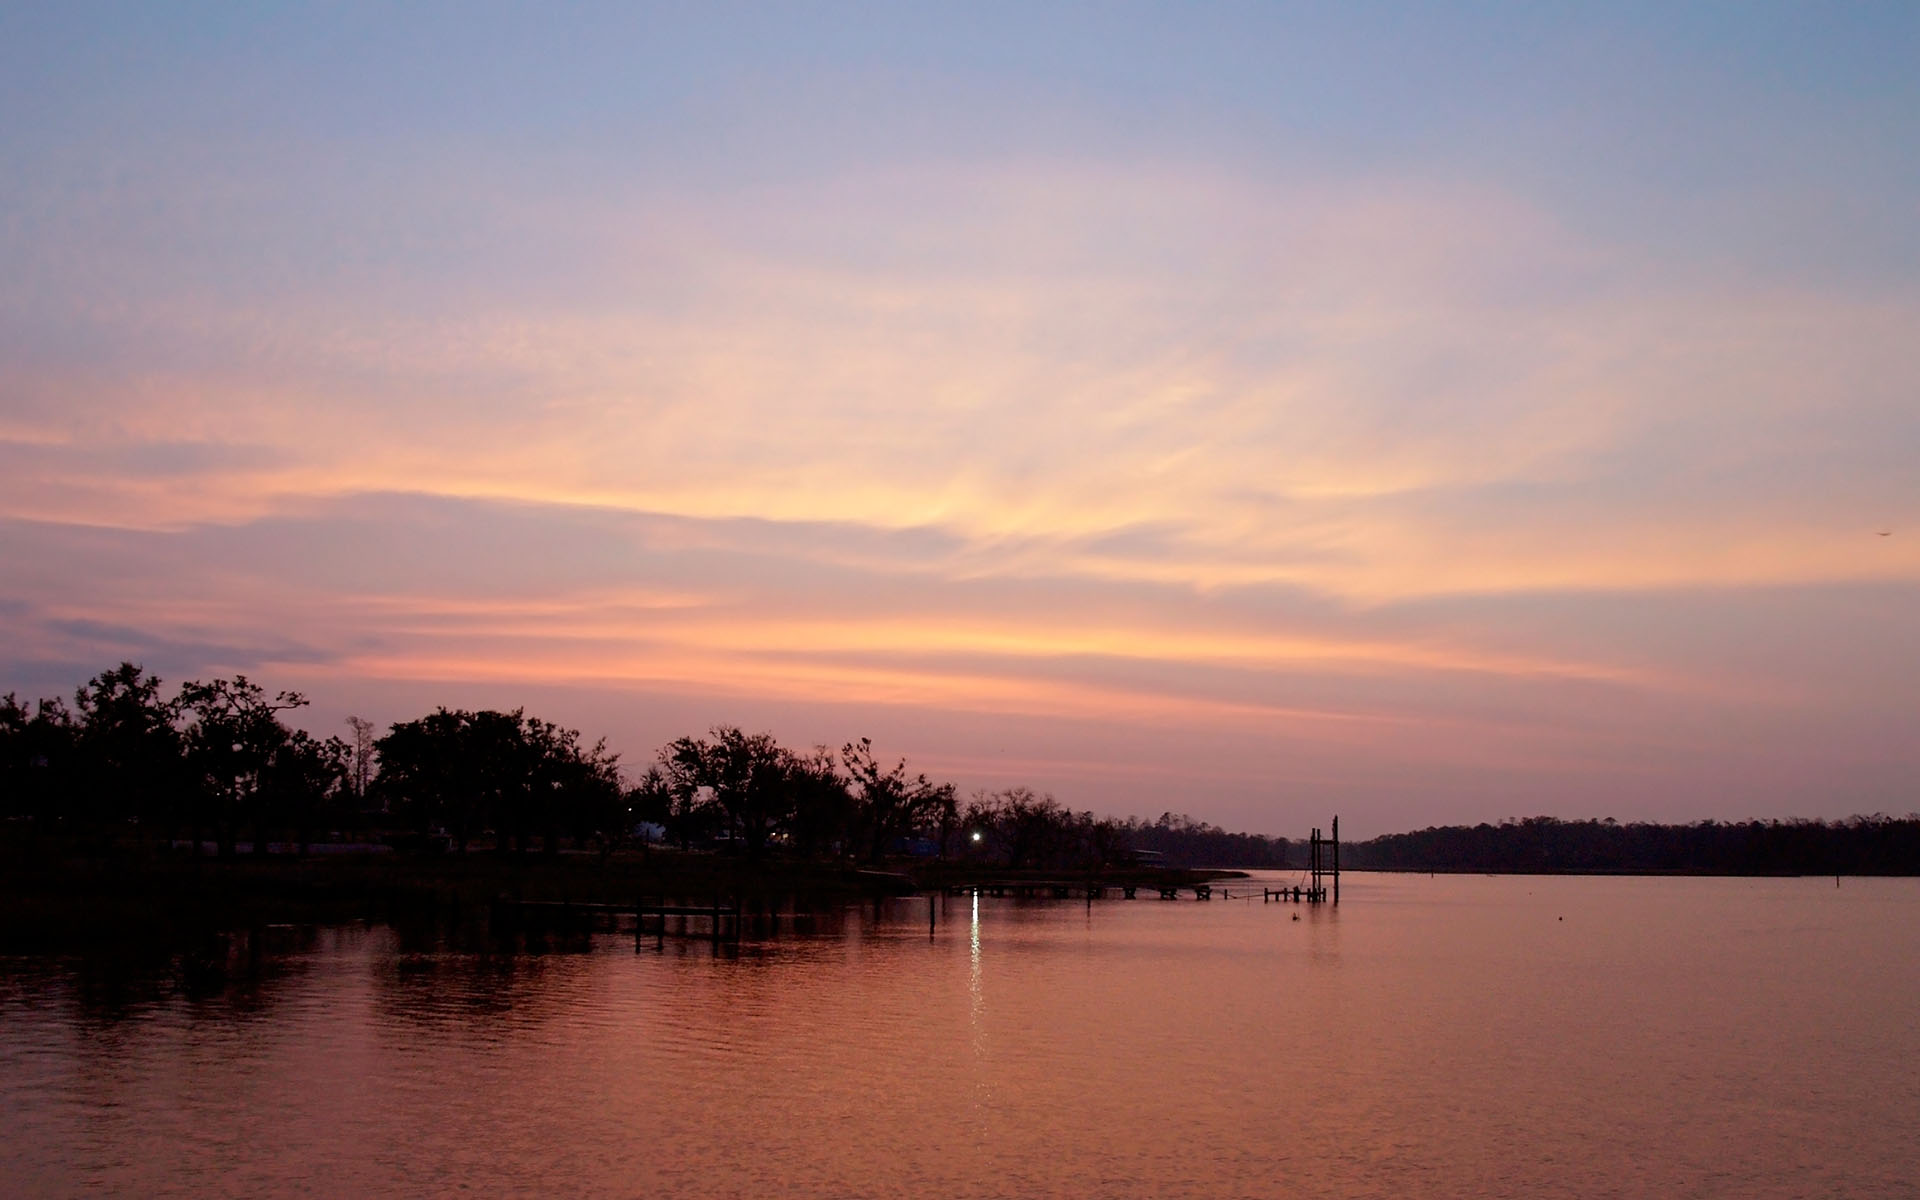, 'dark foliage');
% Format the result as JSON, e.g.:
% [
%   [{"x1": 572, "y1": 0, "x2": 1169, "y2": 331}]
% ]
[
  {"x1": 20, "y1": 663, "x2": 1913, "y2": 886},
  {"x1": 3, "y1": 665, "x2": 355, "y2": 859},
  {"x1": 841, "y1": 737, "x2": 956, "y2": 865},
  {"x1": 374, "y1": 707, "x2": 622, "y2": 856},
  {"x1": 633, "y1": 728, "x2": 954, "y2": 865},
  {"x1": 0, "y1": 664, "x2": 617, "y2": 861},
  {"x1": 1121, "y1": 812, "x2": 1291, "y2": 868},
  {"x1": 1352, "y1": 815, "x2": 1920, "y2": 875},
  {"x1": 954, "y1": 788, "x2": 1136, "y2": 872}
]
